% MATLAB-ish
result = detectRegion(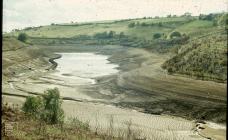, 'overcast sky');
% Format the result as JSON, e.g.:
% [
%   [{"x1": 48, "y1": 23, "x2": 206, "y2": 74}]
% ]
[{"x1": 3, "y1": 0, "x2": 227, "y2": 32}]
